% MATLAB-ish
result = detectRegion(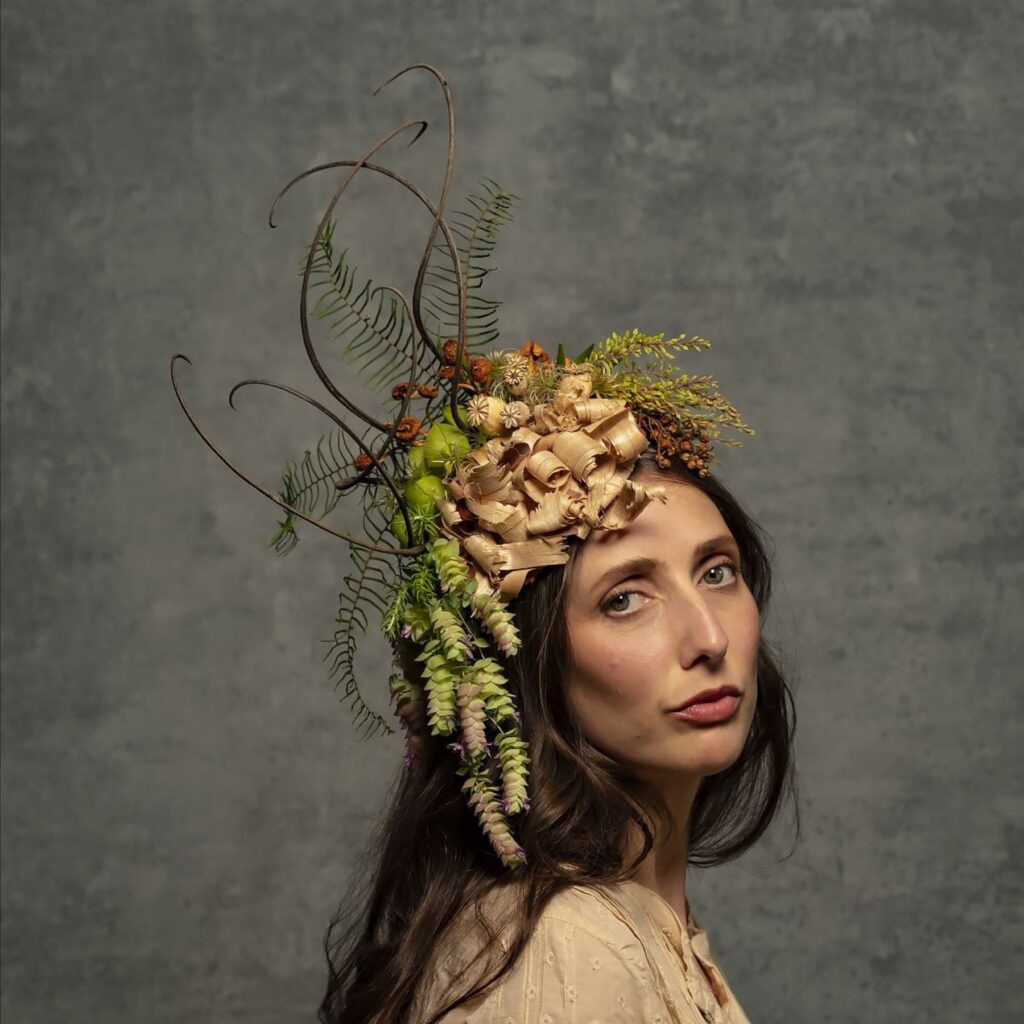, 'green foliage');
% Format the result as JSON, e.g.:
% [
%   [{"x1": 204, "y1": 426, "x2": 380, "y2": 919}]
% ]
[
  {"x1": 467, "y1": 589, "x2": 521, "y2": 656},
  {"x1": 268, "y1": 424, "x2": 381, "y2": 555},
  {"x1": 588, "y1": 327, "x2": 712, "y2": 369},
  {"x1": 414, "y1": 636, "x2": 460, "y2": 735},
  {"x1": 322, "y1": 497, "x2": 404, "y2": 740},
  {"x1": 308, "y1": 218, "x2": 431, "y2": 393},
  {"x1": 460, "y1": 769, "x2": 525, "y2": 869},
  {"x1": 465, "y1": 658, "x2": 518, "y2": 724},
  {"x1": 430, "y1": 605, "x2": 472, "y2": 663},
  {"x1": 496, "y1": 730, "x2": 531, "y2": 816},
  {"x1": 586, "y1": 328, "x2": 754, "y2": 447},
  {"x1": 429, "y1": 537, "x2": 474, "y2": 597},
  {"x1": 421, "y1": 179, "x2": 519, "y2": 353}
]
